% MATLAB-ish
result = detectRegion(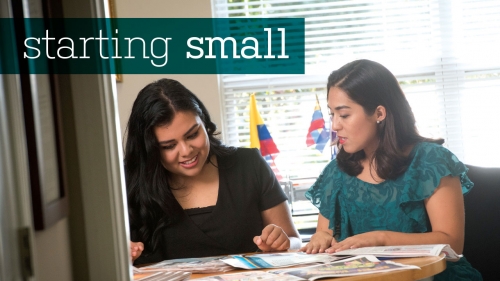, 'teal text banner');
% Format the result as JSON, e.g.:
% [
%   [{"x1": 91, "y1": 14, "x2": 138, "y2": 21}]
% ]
[{"x1": 0, "y1": 18, "x2": 305, "y2": 74}]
